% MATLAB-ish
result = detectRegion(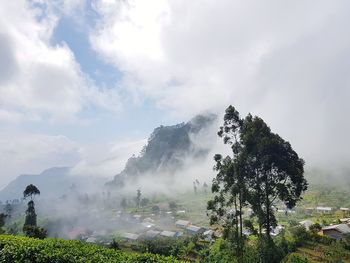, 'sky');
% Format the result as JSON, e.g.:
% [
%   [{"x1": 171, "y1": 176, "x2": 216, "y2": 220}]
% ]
[{"x1": 0, "y1": 0, "x2": 350, "y2": 188}]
